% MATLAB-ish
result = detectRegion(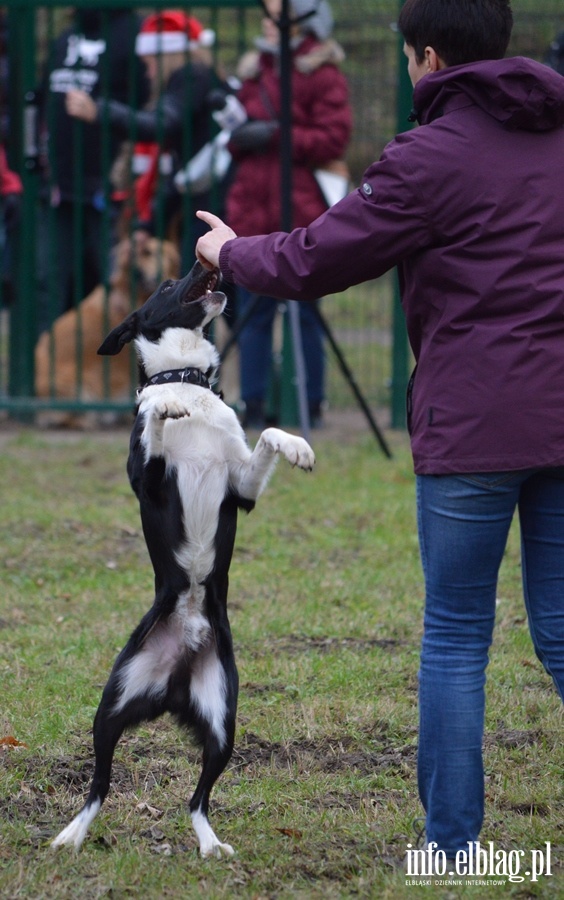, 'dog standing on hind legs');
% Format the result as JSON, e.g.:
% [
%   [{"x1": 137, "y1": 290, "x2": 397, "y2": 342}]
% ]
[{"x1": 51, "y1": 261, "x2": 315, "y2": 858}]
